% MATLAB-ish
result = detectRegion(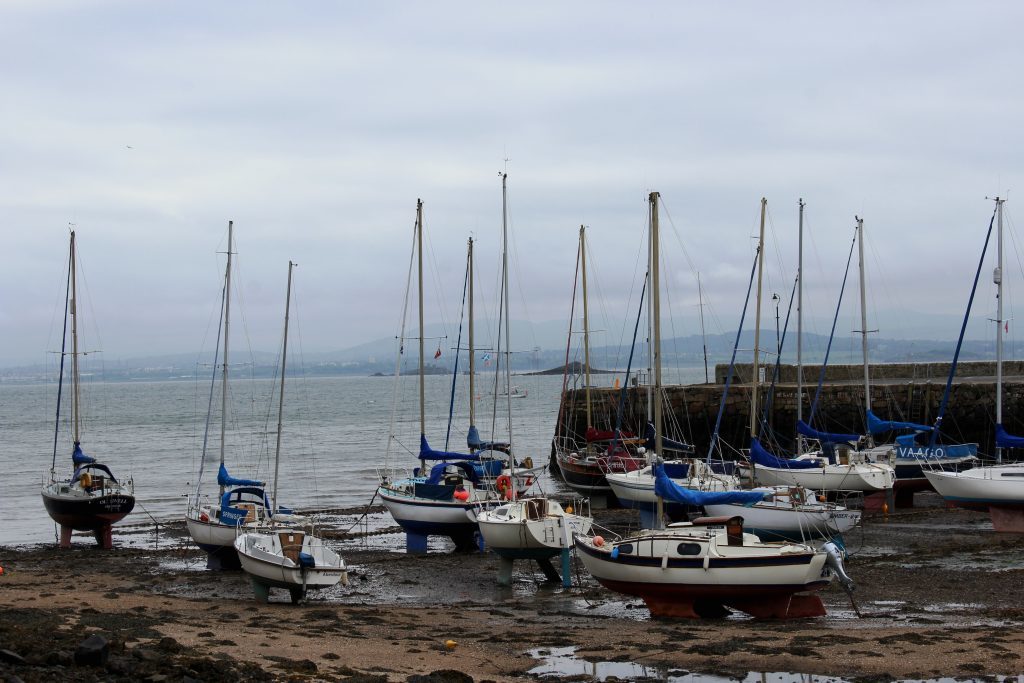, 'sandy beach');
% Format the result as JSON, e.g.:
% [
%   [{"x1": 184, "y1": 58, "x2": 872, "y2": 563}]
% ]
[{"x1": 2, "y1": 495, "x2": 1023, "y2": 682}]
